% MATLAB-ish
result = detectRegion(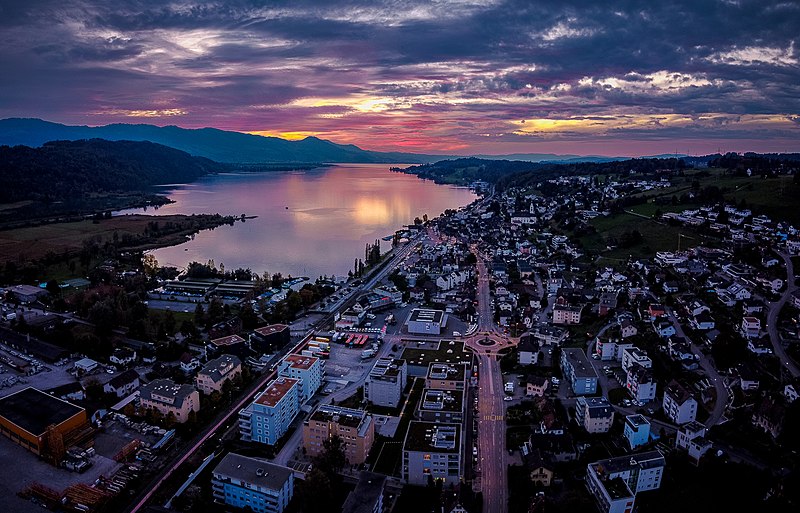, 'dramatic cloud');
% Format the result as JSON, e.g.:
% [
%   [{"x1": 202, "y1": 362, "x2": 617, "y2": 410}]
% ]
[{"x1": 0, "y1": 0, "x2": 798, "y2": 155}]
